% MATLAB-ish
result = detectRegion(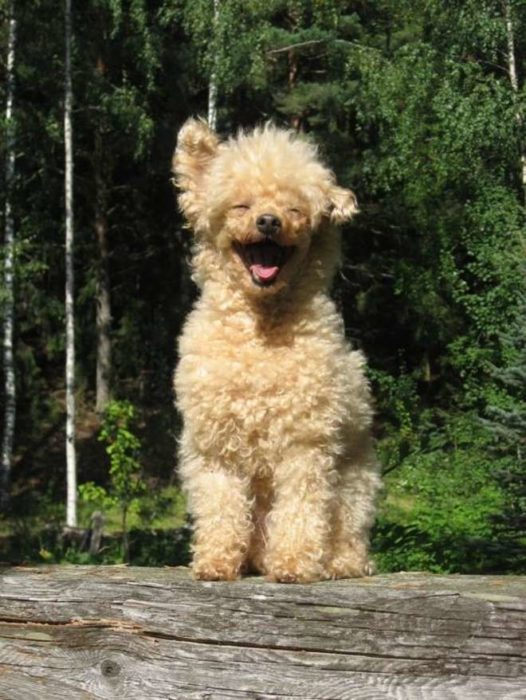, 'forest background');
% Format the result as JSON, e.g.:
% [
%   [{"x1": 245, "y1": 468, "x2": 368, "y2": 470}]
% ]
[{"x1": 1, "y1": 0, "x2": 525, "y2": 573}]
